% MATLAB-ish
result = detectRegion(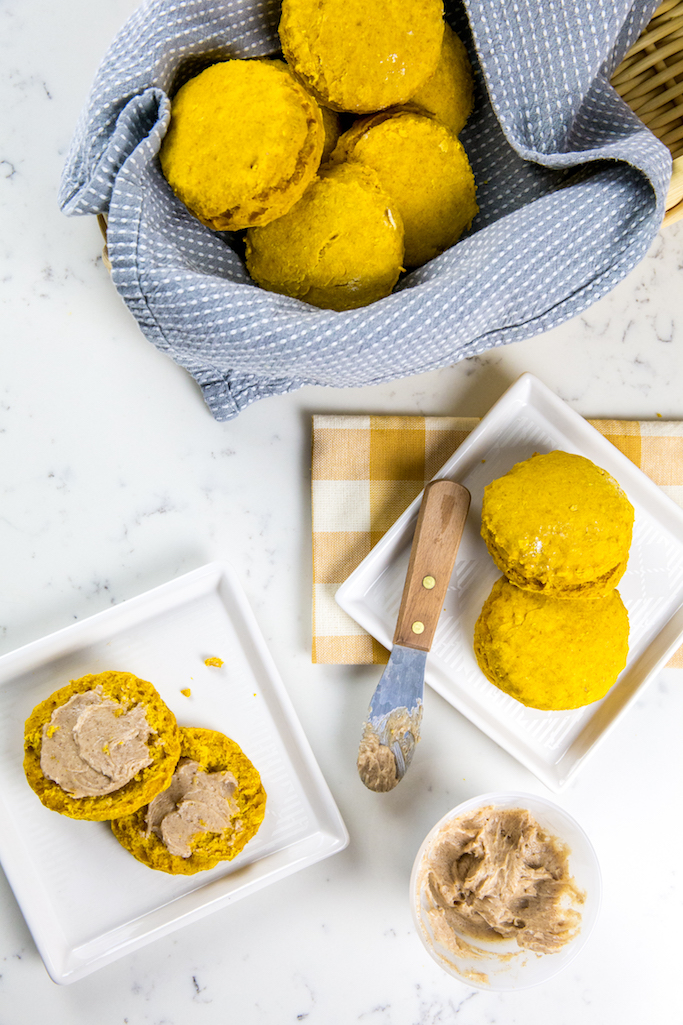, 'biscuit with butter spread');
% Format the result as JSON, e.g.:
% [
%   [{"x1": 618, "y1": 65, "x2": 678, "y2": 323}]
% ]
[
  {"x1": 481, "y1": 451, "x2": 634, "y2": 598},
  {"x1": 279, "y1": 0, "x2": 444, "y2": 113},
  {"x1": 111, "y1": 727, "x2": 266, "y2": 874},
  {"x1": 474, "y1": 577, "x2": 629, "y2": 709},
  {"x1": 23, "y1": 671, "x2": 181, "y2": 821}
]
